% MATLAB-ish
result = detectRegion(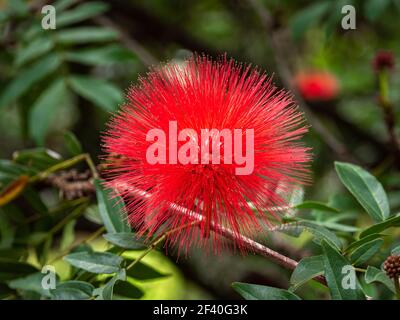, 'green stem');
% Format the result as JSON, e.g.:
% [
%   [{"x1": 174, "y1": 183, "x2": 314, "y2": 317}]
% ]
[
  {"x1": 29, "y1": 153, "x2": 99, "y2": 183},
  {"x1": 48, "y1": 226, "x2": 106, "y2": 264},
  {"x1": 126, "y1": 221, "x2": 199, "y2": 271},
  {"x1": 378, "y1": 70, "x2": 389, "y2": 106}
]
